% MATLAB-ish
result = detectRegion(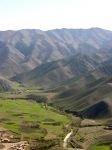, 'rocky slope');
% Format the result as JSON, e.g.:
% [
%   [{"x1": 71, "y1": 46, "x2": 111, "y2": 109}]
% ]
[
  {"x1": 0, "y1": 28, "x2": 112, "y2": 78},
  {"x1": 0, "y1": 77, "x2": 11, "y2": 91},
  {"x1": 11, "y1": 53, "x2": 104, "y2": 86},
  {"x1": 52, "y1": 65, "x2": 112, "y2": 118}
]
